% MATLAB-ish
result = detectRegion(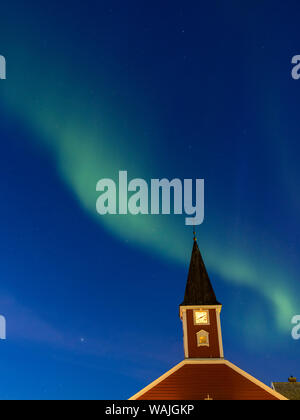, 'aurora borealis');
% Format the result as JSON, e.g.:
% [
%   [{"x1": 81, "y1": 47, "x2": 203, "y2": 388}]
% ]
[{"x1": 0, "y1": 1, "x2": 299, "y2": 399}]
